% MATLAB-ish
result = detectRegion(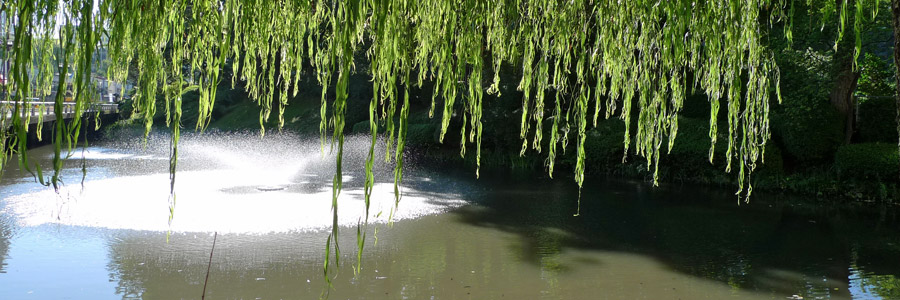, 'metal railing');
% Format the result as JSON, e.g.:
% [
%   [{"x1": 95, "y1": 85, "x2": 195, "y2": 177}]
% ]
[{"x1": 0, "y1": 100, "x2": 118, "y2": 124}]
